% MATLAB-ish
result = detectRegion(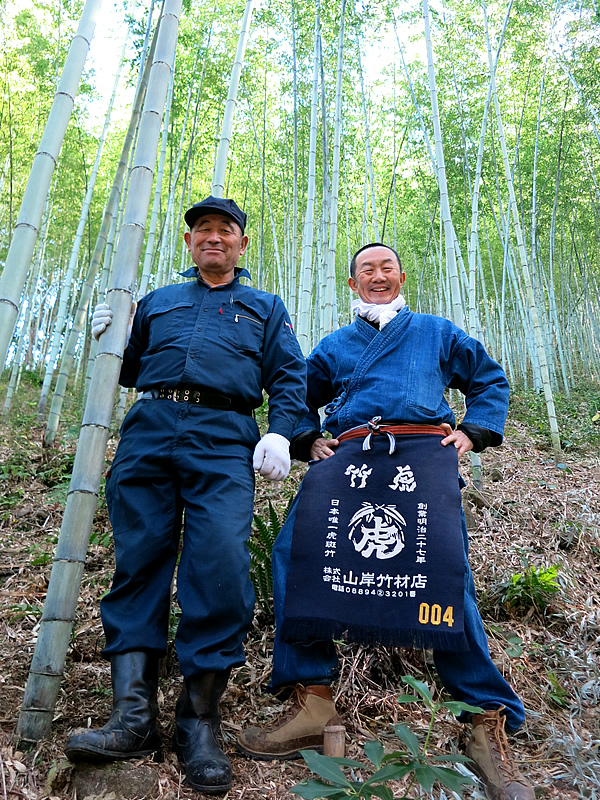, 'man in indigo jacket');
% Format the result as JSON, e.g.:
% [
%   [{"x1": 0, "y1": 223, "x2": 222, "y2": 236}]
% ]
[
  {"x1": 238, "y1": 243, "x2": 534, "y2": 800},
  {"x1": 65, "y1": 197, "x2": 306, "y2": 795}
]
